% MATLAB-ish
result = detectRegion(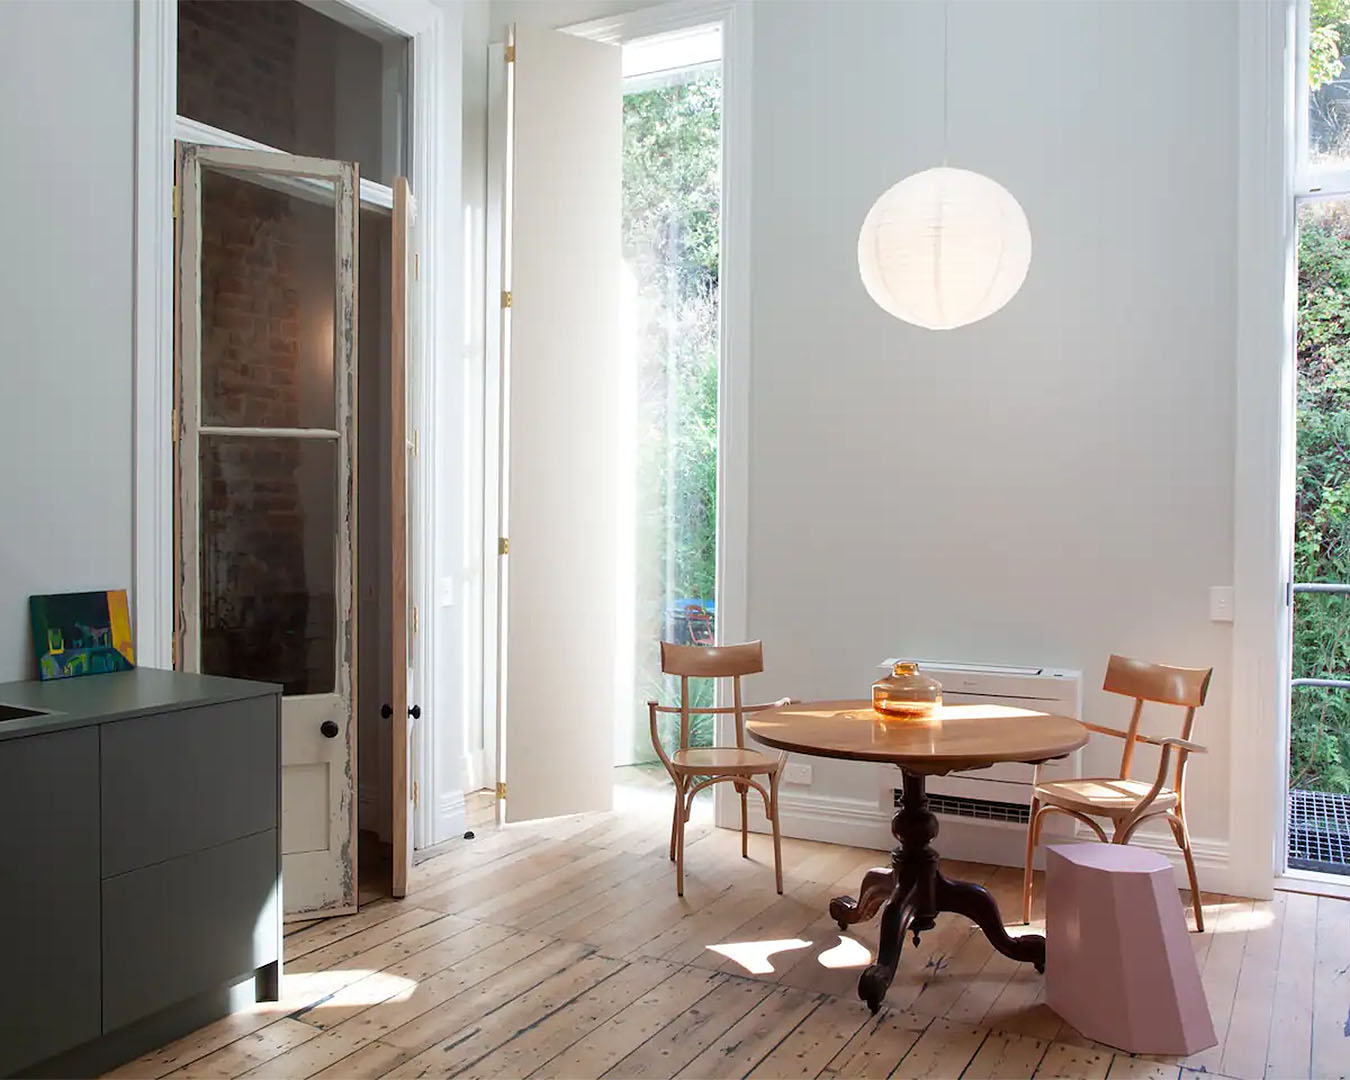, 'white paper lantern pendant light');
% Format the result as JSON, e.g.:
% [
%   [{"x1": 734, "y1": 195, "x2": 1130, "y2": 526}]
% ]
[{"x1": 858, "y1": 5, "x2": 1031, "y2": 330}]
